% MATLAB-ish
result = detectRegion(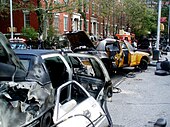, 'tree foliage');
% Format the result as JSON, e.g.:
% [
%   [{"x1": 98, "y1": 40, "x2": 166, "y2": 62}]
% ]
[
  {"x1": 21, "y1": 27, "x2": 38, "y2": 40},
  {"x1": 0, "y1": 2, "x2": 9, "y2": 18},
  {"x1": 0, "y1": 0, "x2": 162, "y2": 39},
  {"x1": 123, "y1": 0, "x2": 157, "y2": 37}
]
